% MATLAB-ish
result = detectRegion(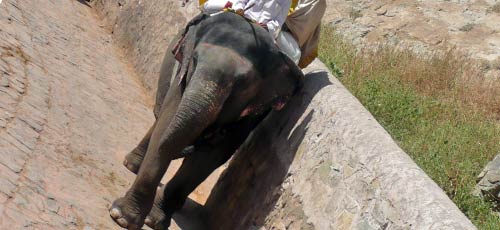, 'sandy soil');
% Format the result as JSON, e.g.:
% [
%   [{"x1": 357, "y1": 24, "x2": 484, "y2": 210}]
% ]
[{"x1": 0, "y1": 0, "x2": 215, "y2": 229}]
